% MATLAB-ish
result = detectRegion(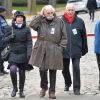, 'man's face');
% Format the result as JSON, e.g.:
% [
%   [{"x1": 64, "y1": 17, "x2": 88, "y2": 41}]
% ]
[
  {"x1": 43, "y1": 8, "x2": 54, "y2": 20},
  {"x1": 66, "y1": 5, "x2": 75, "y2": 17}
]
